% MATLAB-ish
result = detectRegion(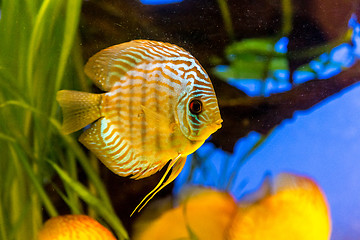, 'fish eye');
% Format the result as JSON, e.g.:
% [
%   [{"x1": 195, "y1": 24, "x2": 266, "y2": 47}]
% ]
[{"x1": 189, "y1": 99, "x2": 202, "y2": 115}]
